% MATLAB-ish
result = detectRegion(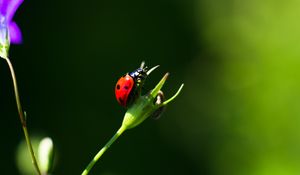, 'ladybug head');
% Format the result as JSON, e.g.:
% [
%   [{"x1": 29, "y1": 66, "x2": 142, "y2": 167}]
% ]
[
  {"x1": 129, "y1": 68, "x2": 147, "y2": 80},
  {"x1": 131, "y1": 62, "x2": 159, "y2": 76},
  {"x1": 129, "y1": 63, "x2": 160, "y2": 87}
]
